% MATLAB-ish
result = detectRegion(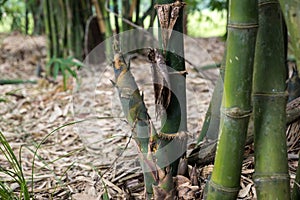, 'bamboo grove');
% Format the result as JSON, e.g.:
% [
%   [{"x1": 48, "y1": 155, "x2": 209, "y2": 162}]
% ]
[
  {"x1": 109, "y1": 0, "x2": 300, "y2": 199},
  {"x1": 20, "y1": 0, "x2": 300, "y2": 199}
]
